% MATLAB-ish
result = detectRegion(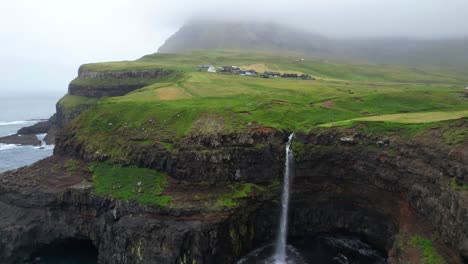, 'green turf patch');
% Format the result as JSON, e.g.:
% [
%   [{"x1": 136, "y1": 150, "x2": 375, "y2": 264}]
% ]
[
  {"x1": 64, "y1": 159, "x2": 81, "y2": 172},
  {"x1": 321, "y1": 118, "x2": 468, "y2": 143},
  {"x1": 91, "y1": 163, "x2": 172, "y2": 206},
  {"x1": 450, "y1": 179, "x2": 468, "y2": 191},
  {"x1": 57, "y1": 94, "x2": 98, "y2": 114},
  {"x1": 215, "y1": 183, "x2": 266, "y2": 208},
  {"x1": 409, "y1": 235, "x2": 446, "y2": 264}
]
